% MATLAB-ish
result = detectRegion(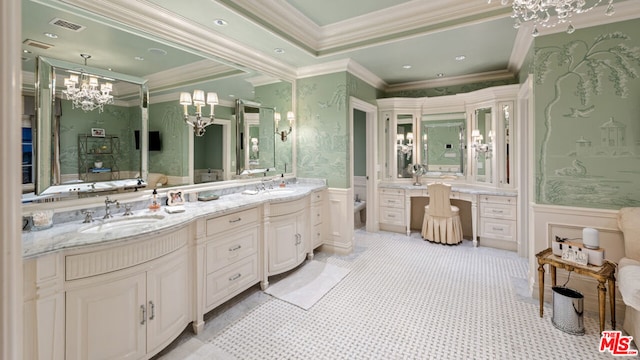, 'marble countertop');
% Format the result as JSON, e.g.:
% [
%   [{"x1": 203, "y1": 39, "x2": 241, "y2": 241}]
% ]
[
  {"x1": 22, "y1": 184, "x2": 326, "y2": 259},
  {"x1": 379, "y1": 182, "x2": 517, "y2": 196}
]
